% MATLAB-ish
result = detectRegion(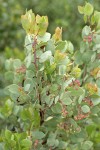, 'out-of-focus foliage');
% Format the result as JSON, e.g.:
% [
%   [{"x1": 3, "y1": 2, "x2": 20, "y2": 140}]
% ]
[
  {"x1": 0, "y1": 0, "x2": 100, "y2": 51},
  {"x1": 0, "y1": 49, "x2": 25, "y2": 98}
]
